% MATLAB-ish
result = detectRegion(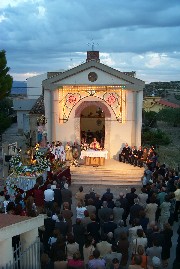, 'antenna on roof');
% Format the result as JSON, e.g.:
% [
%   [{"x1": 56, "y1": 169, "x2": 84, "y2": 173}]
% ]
[{"x1": 87, "y1": 39, "x2": 99, "y2": 51}]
